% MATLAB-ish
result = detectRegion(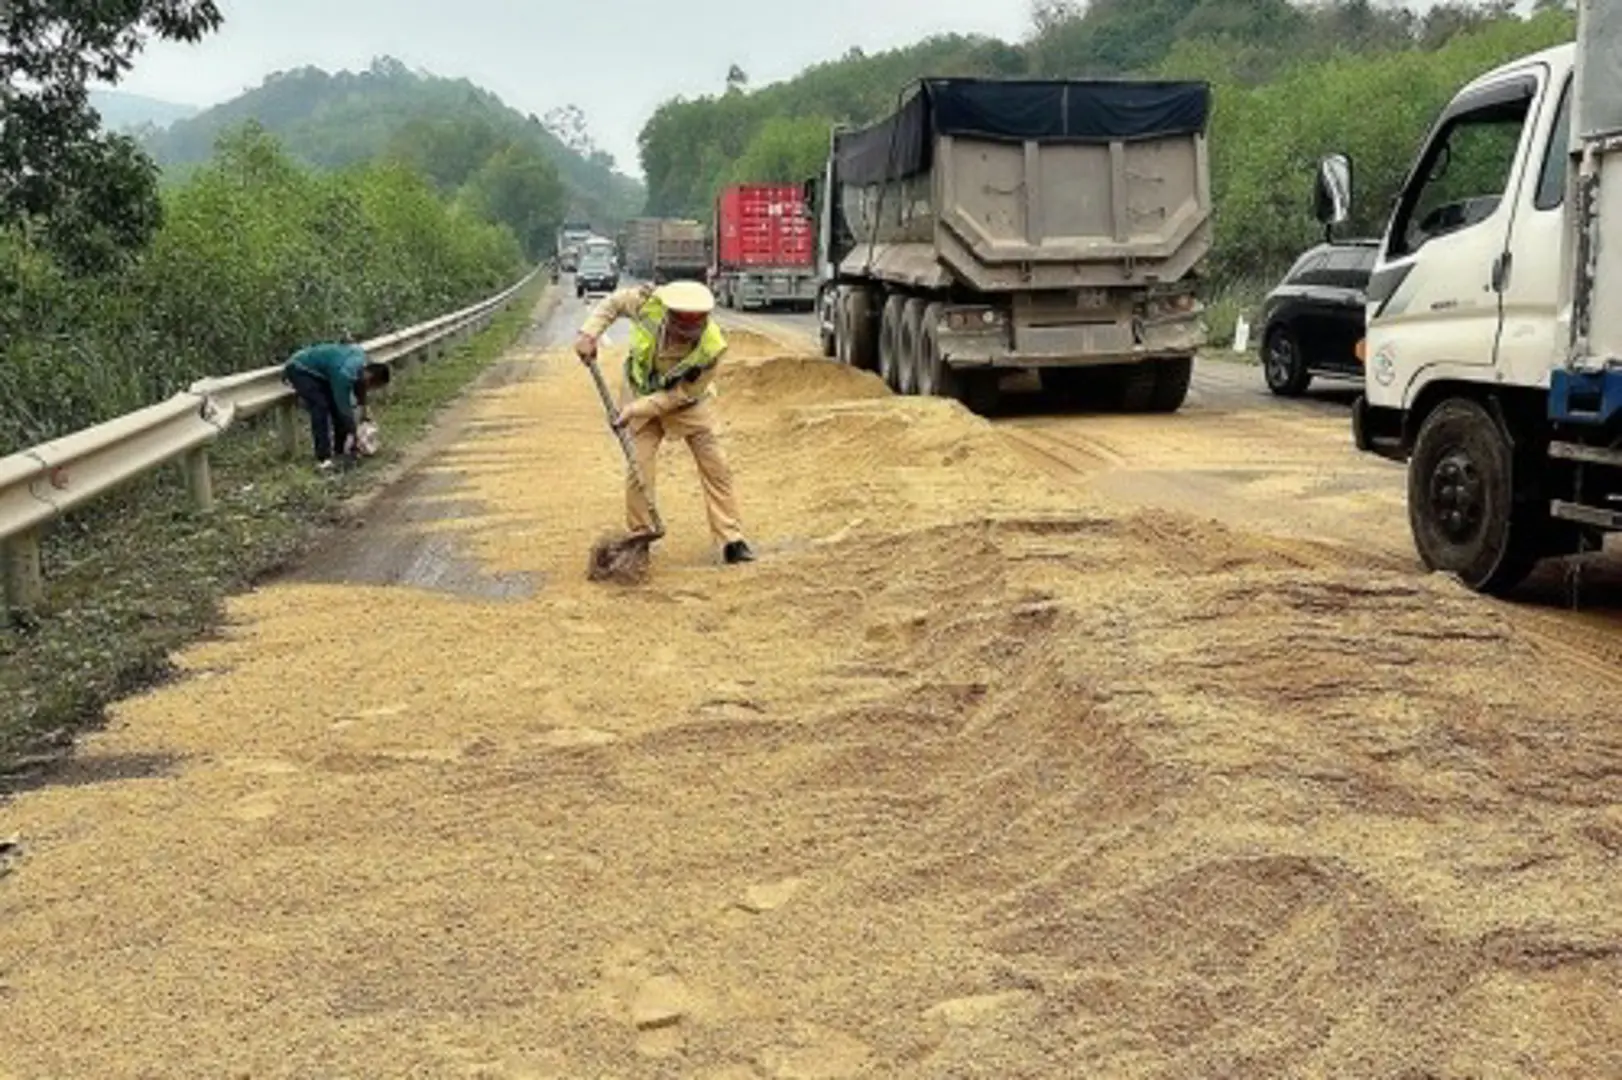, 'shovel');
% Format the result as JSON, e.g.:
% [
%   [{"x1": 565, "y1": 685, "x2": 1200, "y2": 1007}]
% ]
[{"x1": 583, "y1": 352, "x2": 664, "y2": 583}]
